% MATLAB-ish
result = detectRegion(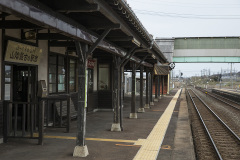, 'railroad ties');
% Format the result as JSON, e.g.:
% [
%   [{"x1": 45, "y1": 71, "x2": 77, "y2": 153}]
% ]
[{"x1": 187, "y1": 88, "x2": 240, "y2": 160}]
